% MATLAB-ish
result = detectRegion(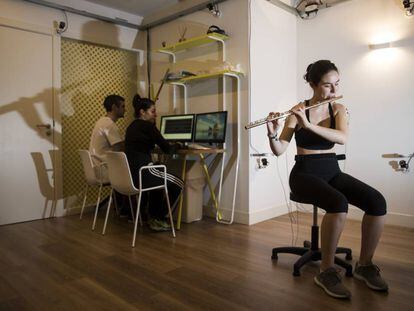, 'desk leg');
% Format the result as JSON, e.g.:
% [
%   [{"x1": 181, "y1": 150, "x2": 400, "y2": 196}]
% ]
[
  {"x1": 199, "y1": 154, "x2": 222, "y2": 219},
  {"x1": 177, "y1": 156, "x2": 187, "y2": 230}
]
